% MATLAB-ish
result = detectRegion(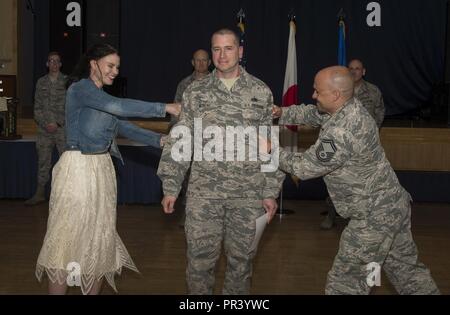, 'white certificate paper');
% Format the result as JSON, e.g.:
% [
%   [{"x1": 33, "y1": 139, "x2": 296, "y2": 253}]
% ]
[{"x1": 250, "y1": 213, "x2": 269, "y2": 252}]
